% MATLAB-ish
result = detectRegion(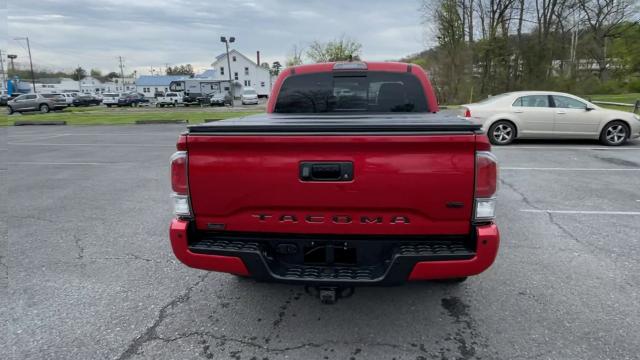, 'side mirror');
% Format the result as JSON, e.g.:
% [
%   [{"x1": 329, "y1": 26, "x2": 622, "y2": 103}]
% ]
[{"x1": 585, "y1": 106, "x2": 595, "y2": 111}]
